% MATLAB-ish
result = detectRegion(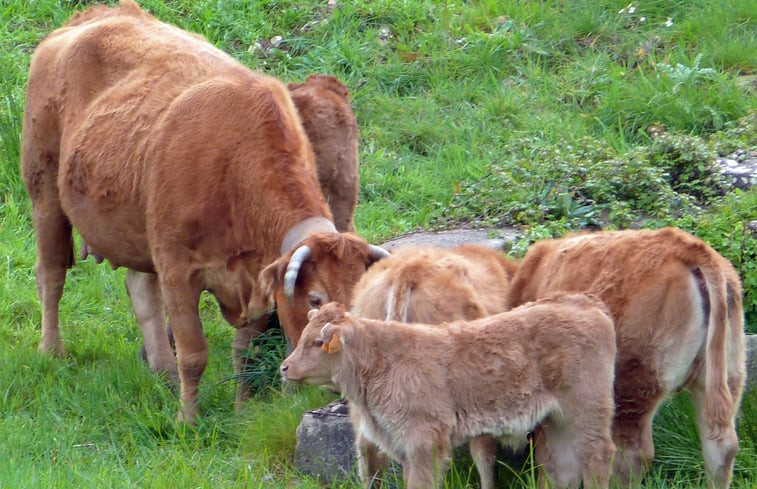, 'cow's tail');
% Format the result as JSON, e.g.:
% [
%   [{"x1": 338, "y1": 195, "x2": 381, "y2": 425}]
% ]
[{"x1": 696, "y1": 253, "x2": 738, "y2": 440}]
